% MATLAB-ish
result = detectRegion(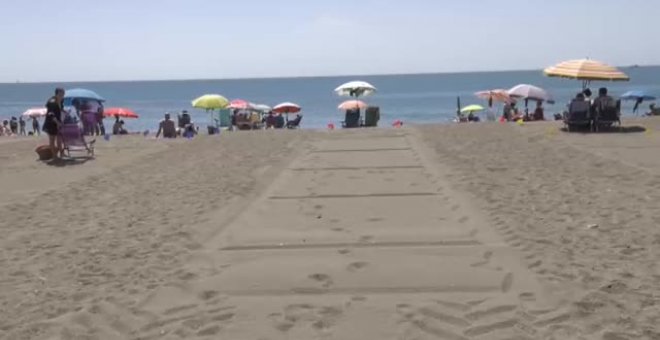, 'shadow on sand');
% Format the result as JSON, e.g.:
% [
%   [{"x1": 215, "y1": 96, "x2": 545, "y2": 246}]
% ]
[
  {"x1": 43, "y1": 156, "x2": 92, "y2": 167},
  {"x1": 561, "y1": 125, "x2": 647, "y2": 134}
]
